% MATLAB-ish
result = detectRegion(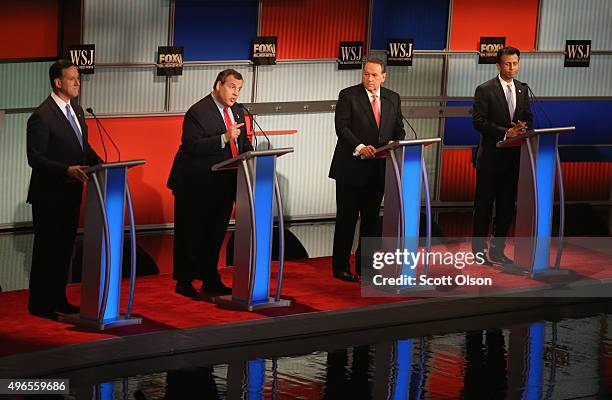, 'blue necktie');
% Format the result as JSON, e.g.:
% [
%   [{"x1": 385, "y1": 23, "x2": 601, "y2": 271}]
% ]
[
  {"x1": 66, "y1": 104, "x2": 83, "y2": 149},
  {"x1": 506, "y1": 84, "x2": 515, "y2": 121}
]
